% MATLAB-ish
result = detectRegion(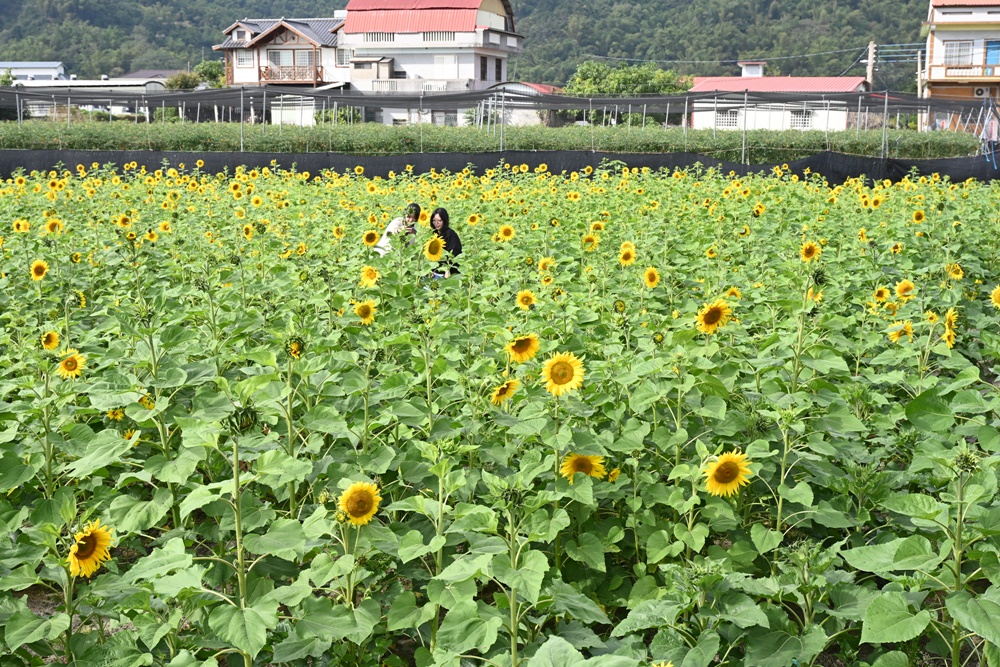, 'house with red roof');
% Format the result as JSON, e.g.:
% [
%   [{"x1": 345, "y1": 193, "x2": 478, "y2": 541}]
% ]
[
  {"x1": 688, "y1": 62, "x2": 870, "y2": 131},
  {"x1": 920, "y1": 0, "x2": 1000, "y2": 107}
]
